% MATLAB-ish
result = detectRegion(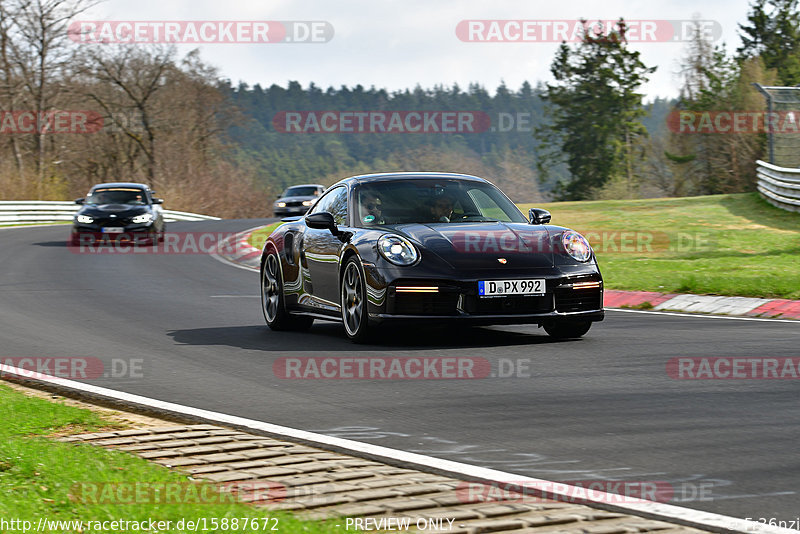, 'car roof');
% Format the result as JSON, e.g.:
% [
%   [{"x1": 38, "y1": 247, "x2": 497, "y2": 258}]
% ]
[
  {"x1": 340, "y1": 172, "x2": 490, "y2": 187},
  {"x1": 89, "y1": 182, "x2": 151, "y2": 190},
  {"x1": 285, "y1": 184, "x2": 325, "y2": 189}
]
